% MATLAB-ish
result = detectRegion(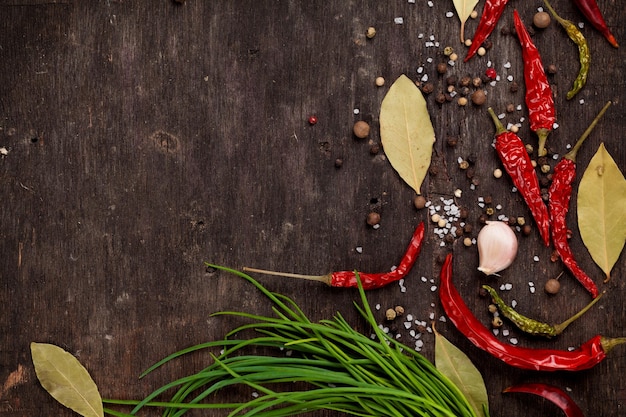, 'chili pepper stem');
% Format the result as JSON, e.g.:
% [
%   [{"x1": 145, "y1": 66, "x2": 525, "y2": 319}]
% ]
[
  {"x1": 242, "y1": 267, "x2": 332, "y2": 285},
  {"x1": 553, "y1": 291, "x2": 604, "y2": 335},
  {"x1": 487, "y1": 107, "x2": 507, "y2": 134},
  {"x1": 536, "y1": 128, "x2": 551, "y2": 157},
  {"x1": 564, "y1": 101, "x2": 612, "y2": 161},
  {"x1": 601, "y1": 336, "x2": 626, "y2": 353}
]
